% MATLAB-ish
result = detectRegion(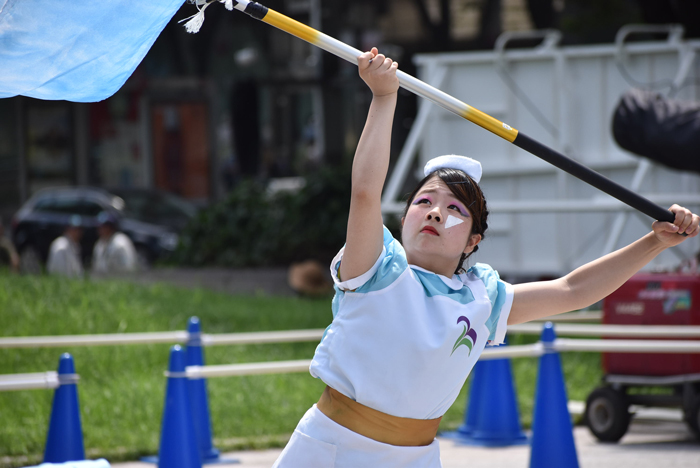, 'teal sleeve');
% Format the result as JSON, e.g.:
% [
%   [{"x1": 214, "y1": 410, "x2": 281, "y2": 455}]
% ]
[{"x1": 468, "y1": 263, "x2": 511, "y2": 341}]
